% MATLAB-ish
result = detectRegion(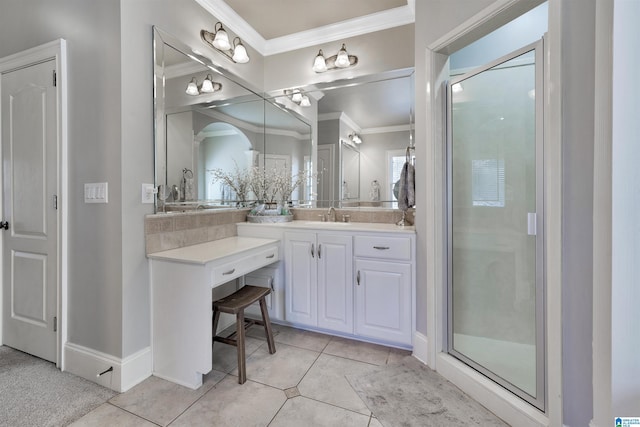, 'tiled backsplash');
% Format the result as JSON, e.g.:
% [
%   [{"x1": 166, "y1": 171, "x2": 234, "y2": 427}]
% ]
[
  {"x1": 145, "y1": 209, "x2": 250, "y2": 254},
  {"x1": 144, "y1": 207, "x2": 415, "y2": 254}
]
